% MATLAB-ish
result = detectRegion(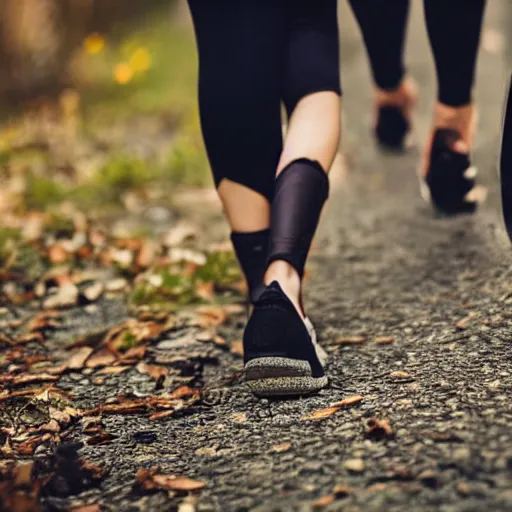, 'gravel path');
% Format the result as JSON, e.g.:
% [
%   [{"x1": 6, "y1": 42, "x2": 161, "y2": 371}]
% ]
[{"x1": 33, "y1": 3, "x2": 512, "y2": 511}]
